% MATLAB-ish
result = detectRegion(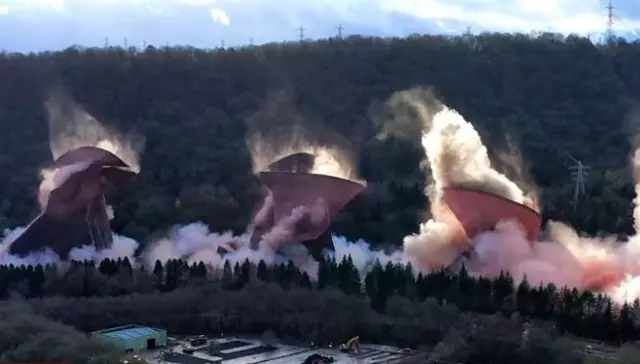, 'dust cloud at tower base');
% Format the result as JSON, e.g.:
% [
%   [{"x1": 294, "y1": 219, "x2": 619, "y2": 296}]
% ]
[
  {"x1": 8, "y1": 146, "x2": 137, "y2": 259},
  {"x1": 5, "y1": 86, "x2": 640, "y2": 303},
  {"x1": 376, "y1": 87, "x2": 640, "y2": 302},
  {"x1": 0, "y1": 91, "x2": 142, "y2": 263},
  {"x1": 250, "y1": 157, "x2": 366, "y2": 261}
]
